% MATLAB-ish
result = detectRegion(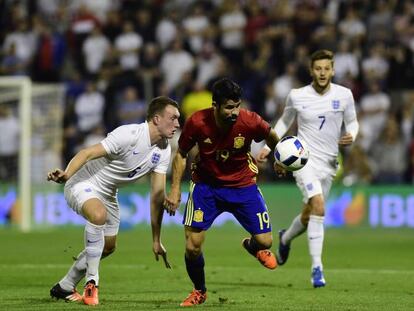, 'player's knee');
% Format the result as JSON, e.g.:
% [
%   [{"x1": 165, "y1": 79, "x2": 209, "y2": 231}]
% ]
[
  {"x1": 254, "y1": 234, "x2": 273, "y2": 249},
  {"x1": 185, "y1": 243, "x2": 202, "y2": 259},
  {"x1": 88, "y1": 208, "x2": 107, "y2": 225},
  {"x1": 309, "y1": 196, "x2": 325, "y2": 216}
]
